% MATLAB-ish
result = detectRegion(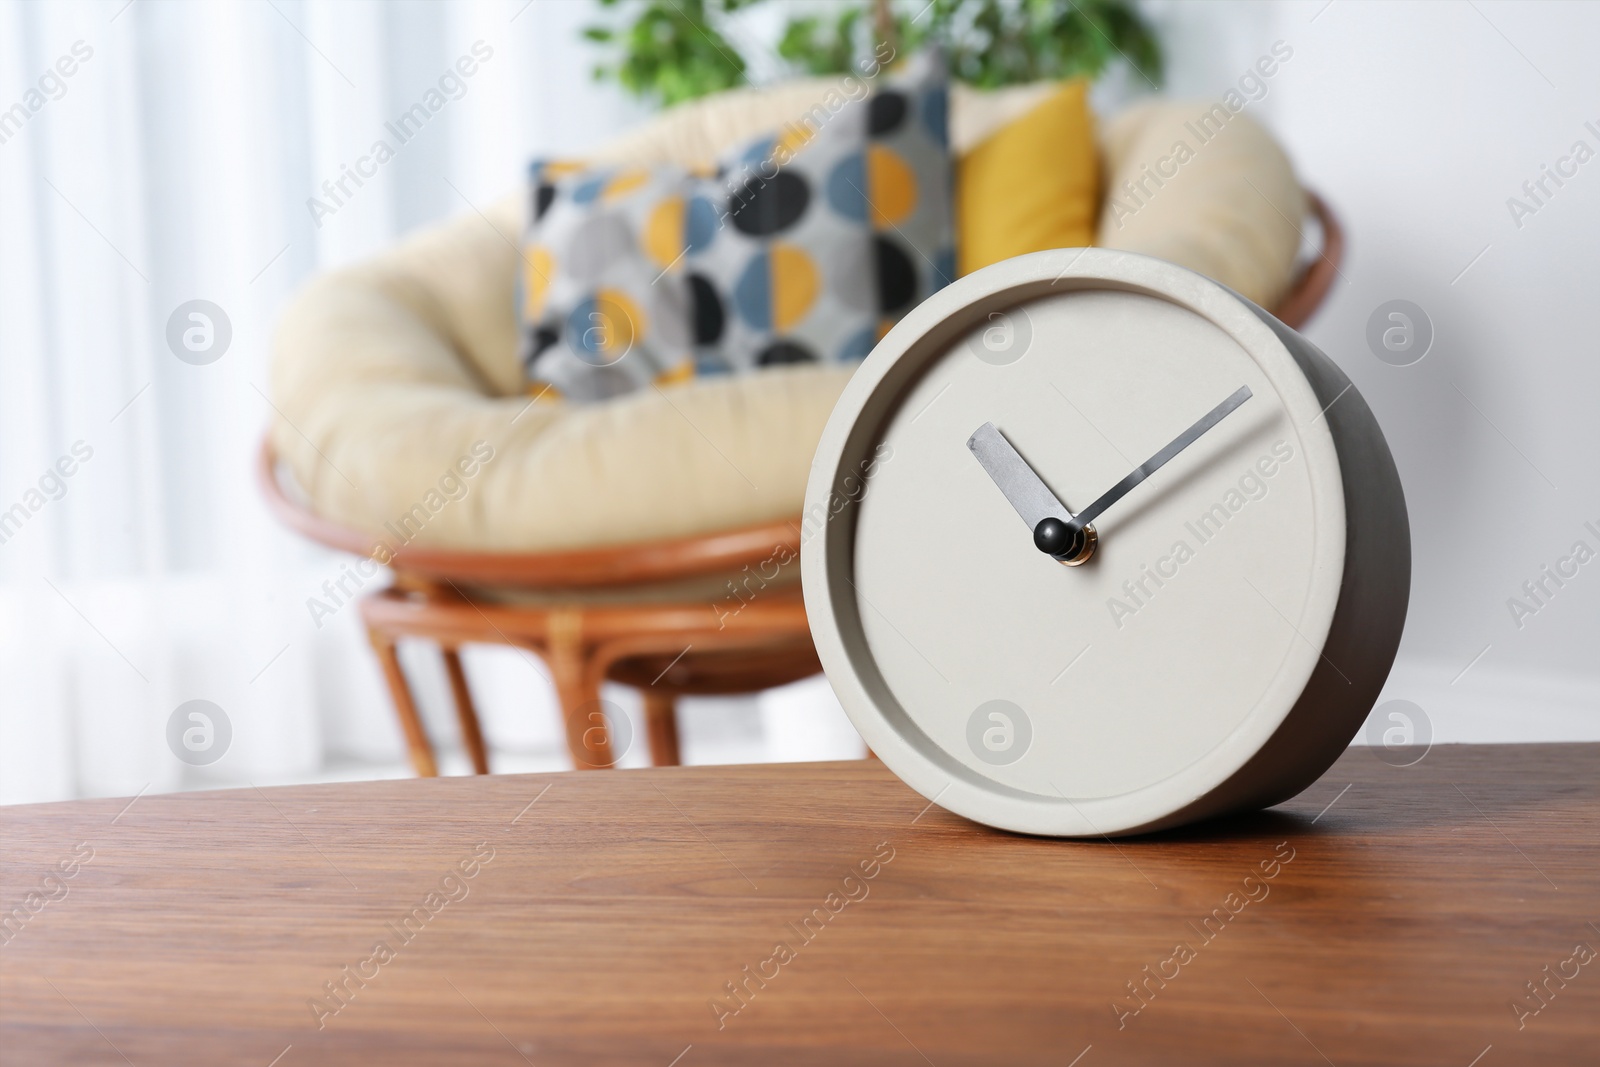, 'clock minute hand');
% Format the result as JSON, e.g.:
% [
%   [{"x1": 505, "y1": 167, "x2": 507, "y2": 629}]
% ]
[{"x1": 1070, "y1": 385, "x2": 1253, "y2": 530}]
